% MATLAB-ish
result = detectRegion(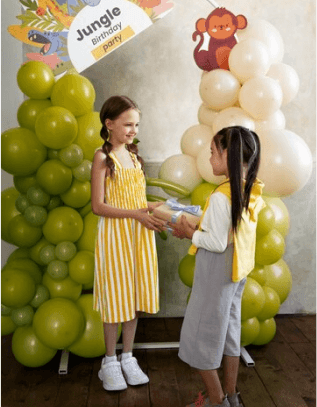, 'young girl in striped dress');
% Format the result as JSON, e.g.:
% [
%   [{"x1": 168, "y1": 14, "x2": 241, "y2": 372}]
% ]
[{"x1": 91, "y1": 95, "x2": 164, "y2": 392}]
